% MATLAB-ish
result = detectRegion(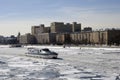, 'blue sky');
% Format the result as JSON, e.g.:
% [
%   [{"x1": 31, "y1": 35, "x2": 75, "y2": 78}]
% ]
[{"x1": 0, "y1": 0, "x2": 120, "y2": 36}]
